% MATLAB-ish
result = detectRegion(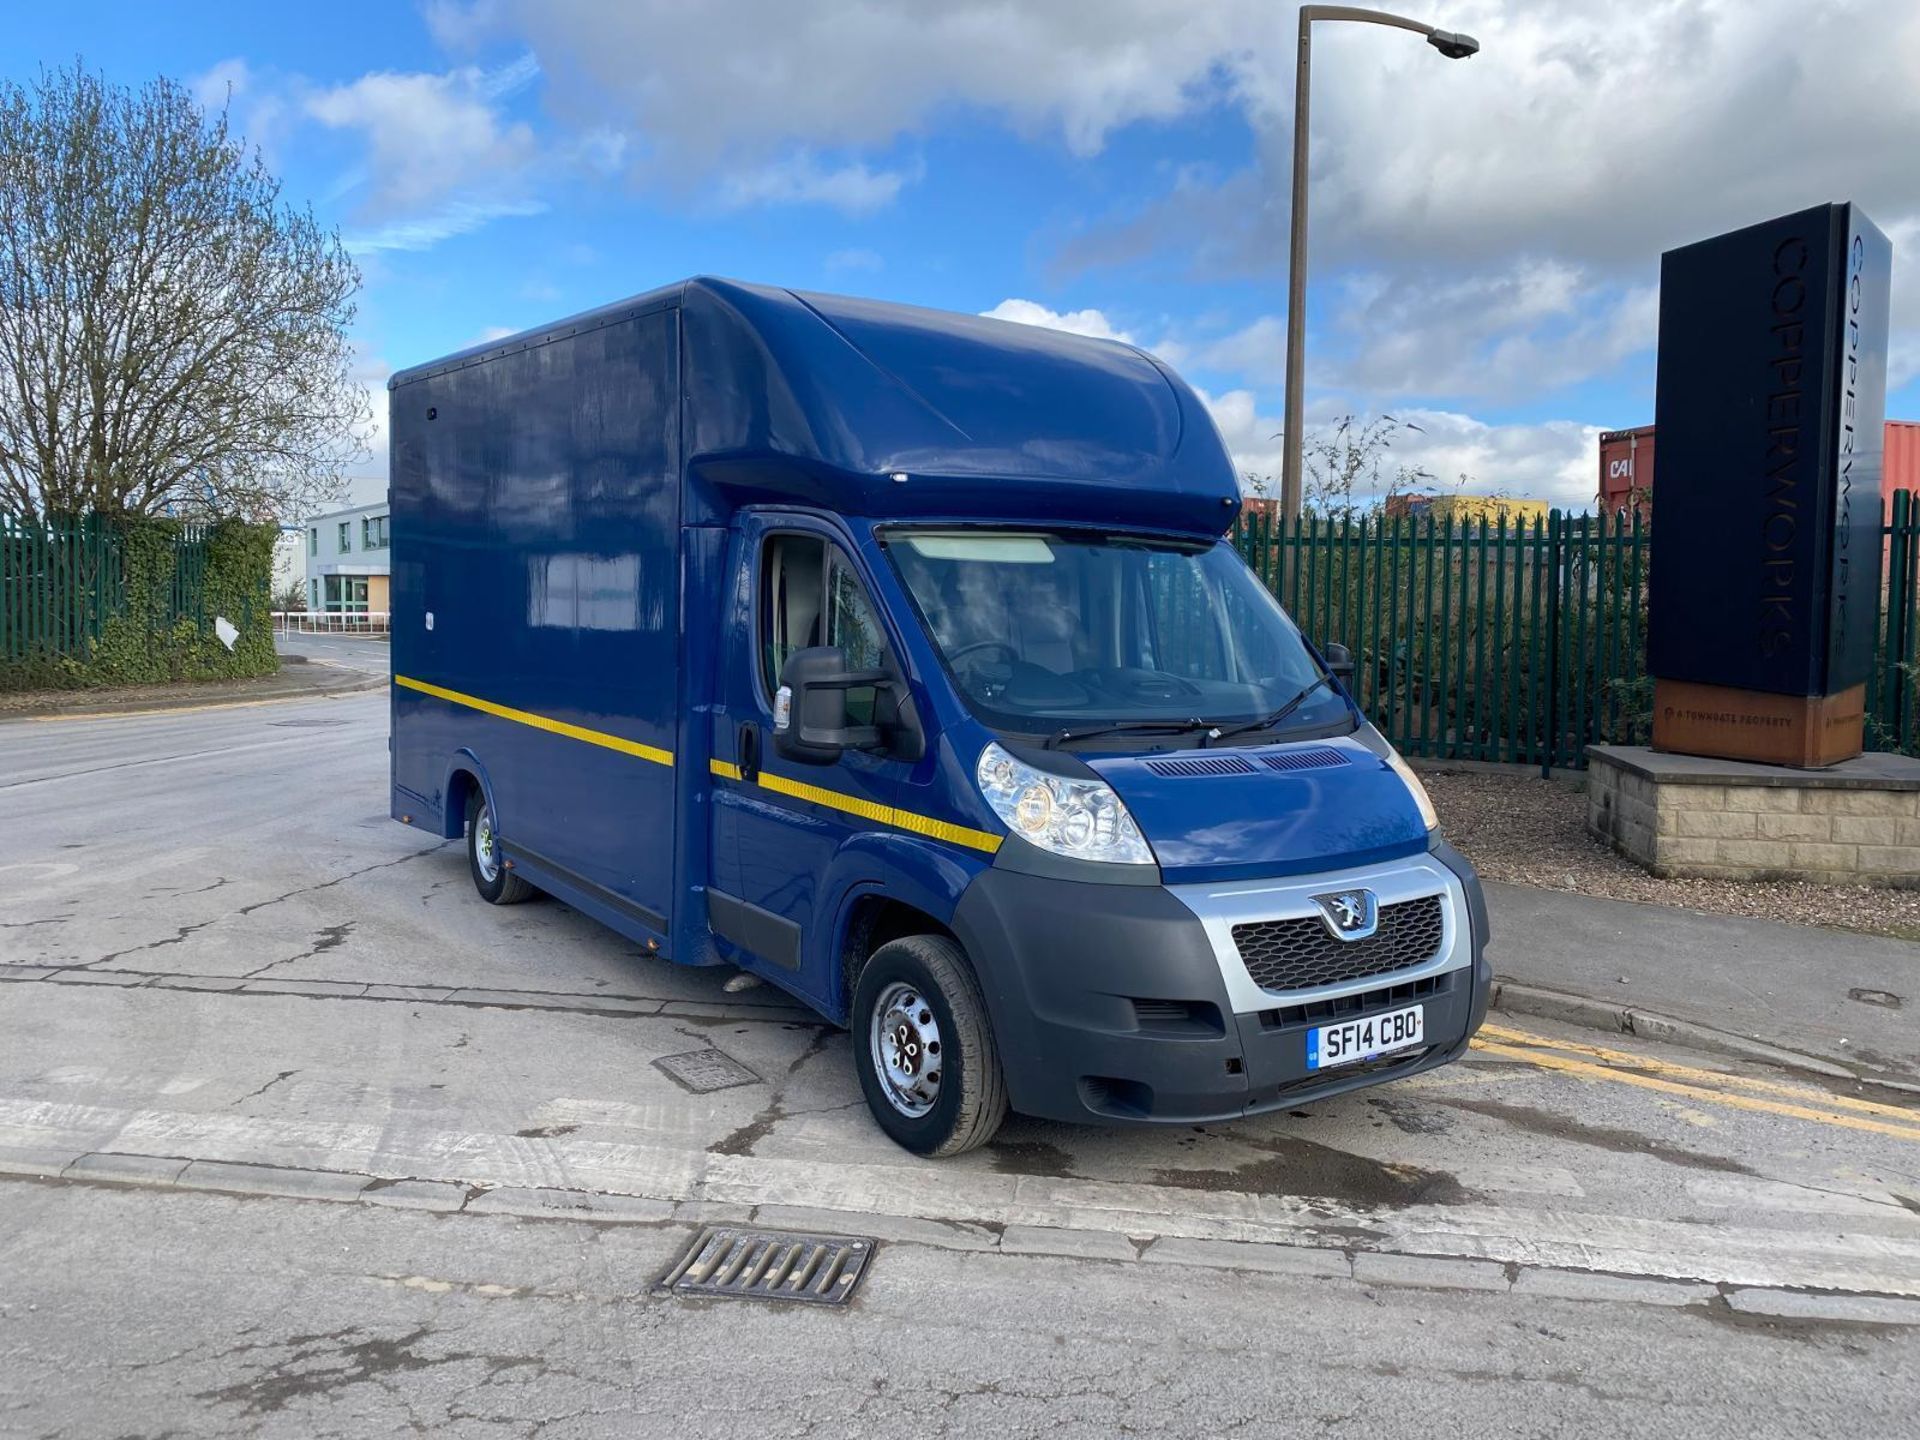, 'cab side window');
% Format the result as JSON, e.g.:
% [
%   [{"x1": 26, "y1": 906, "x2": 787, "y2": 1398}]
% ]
[
  {"x1": 759, "y1": 534, "x2": 824, "y2": 695},
  {"x1": 758, "y1": 535, "x2": 889, "y2": 723}
]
